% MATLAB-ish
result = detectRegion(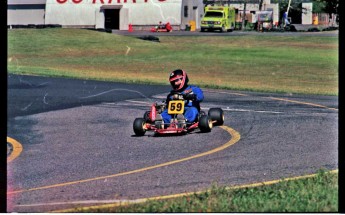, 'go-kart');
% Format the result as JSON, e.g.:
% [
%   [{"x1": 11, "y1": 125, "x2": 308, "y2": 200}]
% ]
[
  {"x1": 133, "y1": 93, "x2": 224, "y2": 136},
  {"x1": 150, "y1": 22, "x2": 173, "y2": 32}
]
